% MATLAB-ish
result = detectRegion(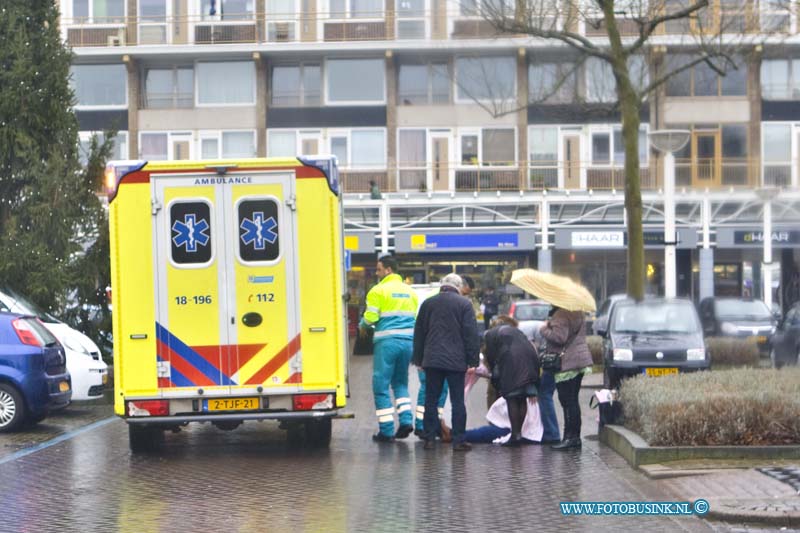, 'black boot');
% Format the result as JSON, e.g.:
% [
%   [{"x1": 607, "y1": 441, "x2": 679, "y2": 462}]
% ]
[{"x1": 551, "y1": 437, "x2": 581, "y2": 450}]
